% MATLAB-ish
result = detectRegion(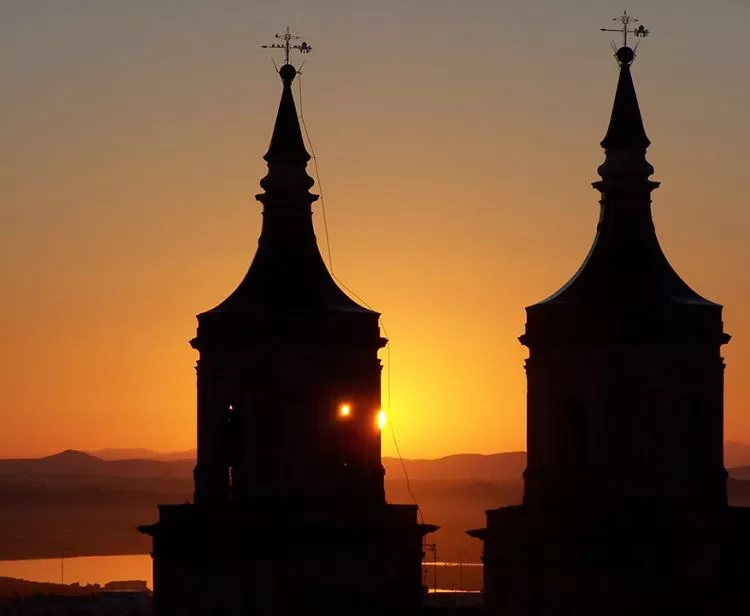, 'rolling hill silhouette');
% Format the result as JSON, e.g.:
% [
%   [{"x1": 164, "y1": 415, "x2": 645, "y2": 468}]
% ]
[
  {"x1": 89, "y1": 448, "x2": 196, "y2": 462},
  {"x1": 4, "y1": 446, "x2": 750, "y2": 481},
  {"x1": 1, "y1": 450, "x2": 527, "y2": 483},
  {"x1": 0, "y1": 450, "x2": 192, "y2": 479}
]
